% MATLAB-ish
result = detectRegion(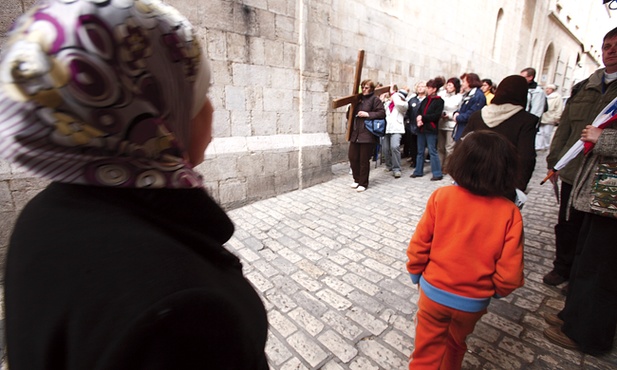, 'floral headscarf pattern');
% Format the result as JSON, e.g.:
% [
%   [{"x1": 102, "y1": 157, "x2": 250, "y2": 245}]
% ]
[{"x1": 0, "y1": 0, "x2": 210, "y2": 188}]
